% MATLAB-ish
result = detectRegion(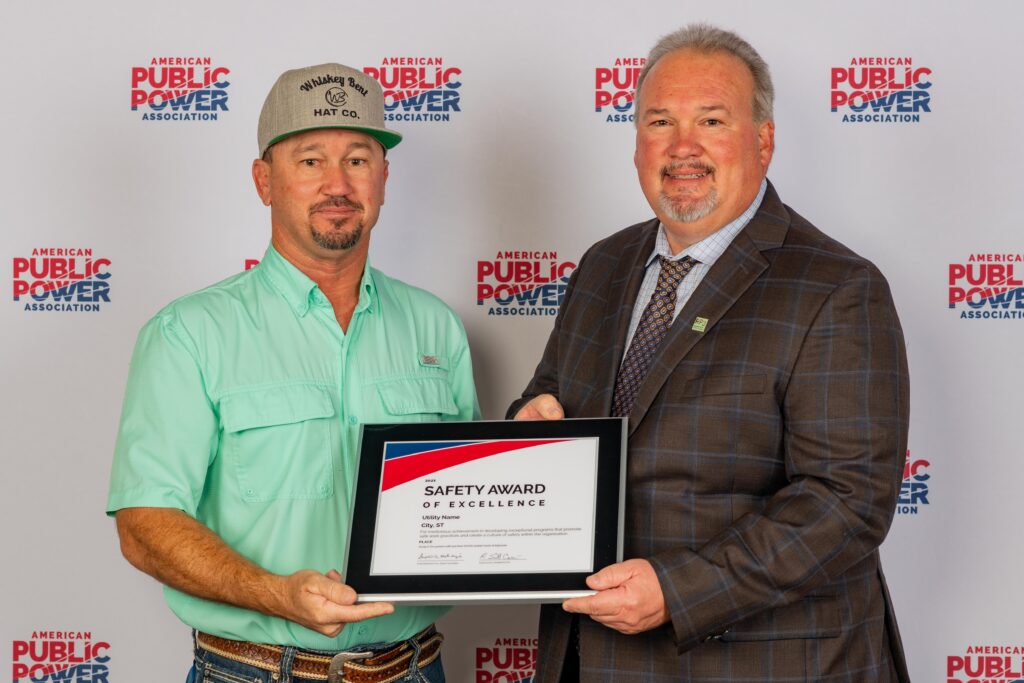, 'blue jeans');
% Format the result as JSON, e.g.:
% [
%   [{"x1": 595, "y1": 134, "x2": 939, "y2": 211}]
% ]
[{"x1": 186, "y1": 635, "x2": 445, "y2": 683}]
